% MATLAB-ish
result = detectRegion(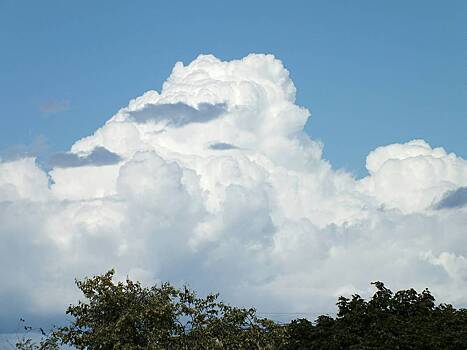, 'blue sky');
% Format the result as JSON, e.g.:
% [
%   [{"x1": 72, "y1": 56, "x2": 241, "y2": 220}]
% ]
[{"x1": 0, "y1": 0, "x2": 465, "y2": 176}]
